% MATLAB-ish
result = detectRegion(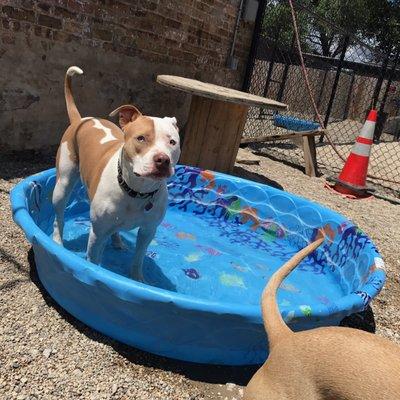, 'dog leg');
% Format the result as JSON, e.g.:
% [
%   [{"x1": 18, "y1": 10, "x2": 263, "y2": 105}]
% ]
[
  {"x1": 87, "y1": 226, "x2": 108, "y2": 264},
  {"x1": 111, "y1": 232, "x2": 126, "y2": 250},
  {"x1": 131, "y1": 226, "x2": 156, "y2": 282},
  {"x1": 52, "y1": 144, "x2": 79, "y2": 244}
]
